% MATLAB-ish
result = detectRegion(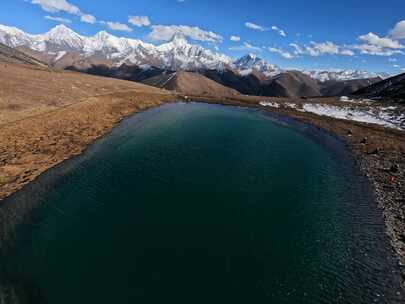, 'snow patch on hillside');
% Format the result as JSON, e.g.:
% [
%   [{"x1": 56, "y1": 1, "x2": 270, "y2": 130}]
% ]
[
  {"x1": 260, "y1": 100, "x2": 405, "y2": 130},
  {"x1": 302, "y1": 104, "x2": 404, "y2": 130}
]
